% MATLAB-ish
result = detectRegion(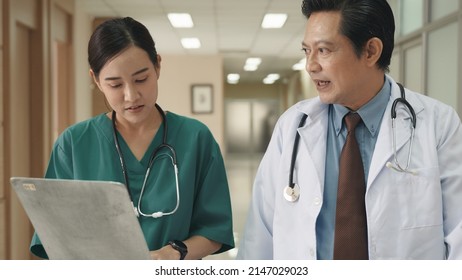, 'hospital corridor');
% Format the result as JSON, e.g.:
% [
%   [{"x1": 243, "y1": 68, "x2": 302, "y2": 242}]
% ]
[
  {"x1": 205, "y1": 153, "x2": 262, "y2": 260},
  {"x1": 1, "y1": 0, "x2": 462, "y2": 260}
]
